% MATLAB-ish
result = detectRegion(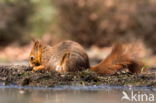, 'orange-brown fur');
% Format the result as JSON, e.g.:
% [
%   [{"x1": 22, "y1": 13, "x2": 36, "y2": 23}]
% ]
[
  {"x1": 29, "y1": 40, "x2": 145, "y2": 74},
  {"x1": 29, "y1": 40, "x2": 90, "y2": 73},
  {"x1": 91, "y1": 44, "x2": 145, "y2": 75}
]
